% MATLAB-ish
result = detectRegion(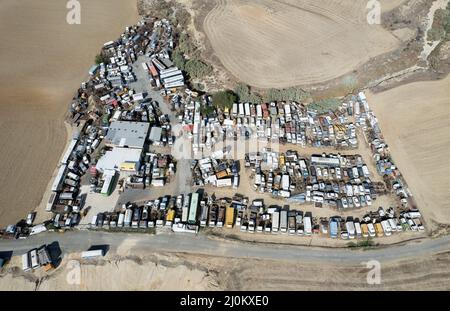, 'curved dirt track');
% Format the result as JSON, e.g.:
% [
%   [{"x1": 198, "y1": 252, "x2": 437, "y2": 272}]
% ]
[{"x1": 203, "y1": 0, "x2": 402, "y2": 88}]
